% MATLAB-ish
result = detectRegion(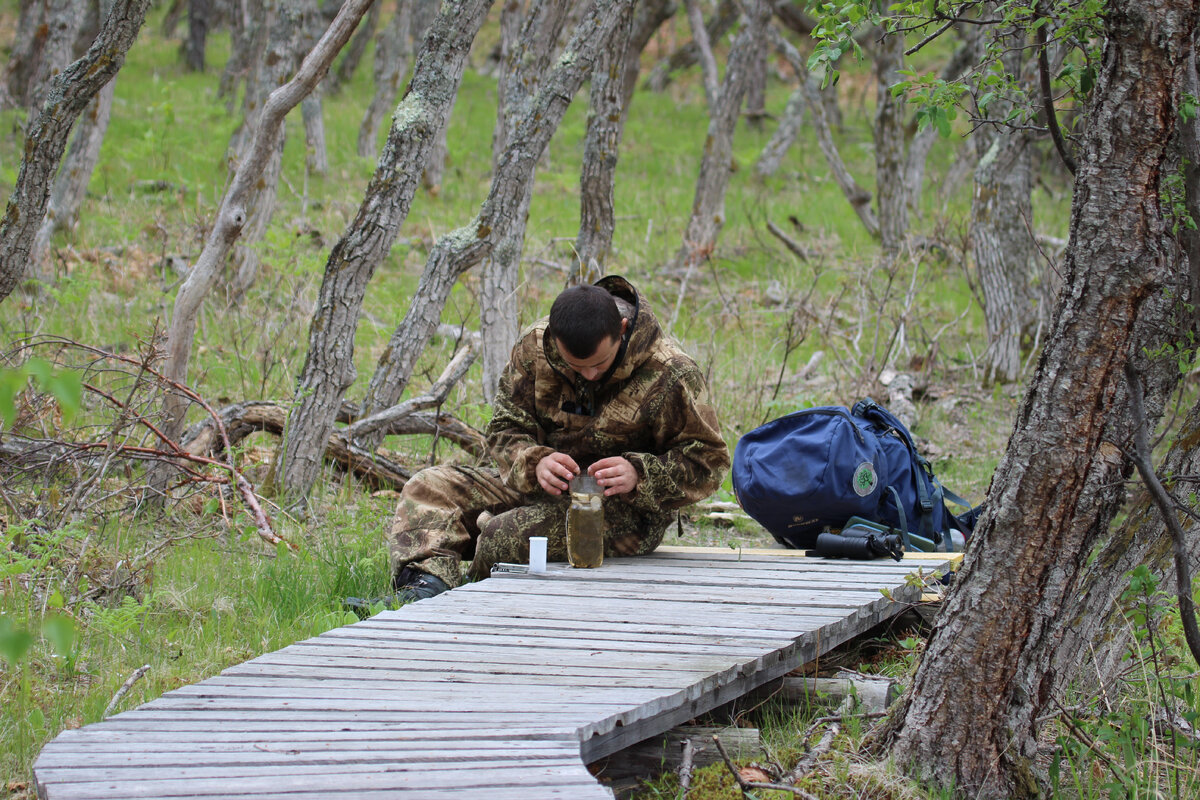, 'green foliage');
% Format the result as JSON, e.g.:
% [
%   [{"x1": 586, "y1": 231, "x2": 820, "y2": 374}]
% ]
[
  {"x1": 0, "y1": 358, "x2": 83, "y2": 426},
  {"x1": 1049, "y1": 567, "x2": 1200, "y2": 799}
]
